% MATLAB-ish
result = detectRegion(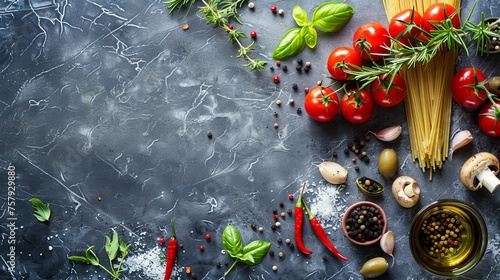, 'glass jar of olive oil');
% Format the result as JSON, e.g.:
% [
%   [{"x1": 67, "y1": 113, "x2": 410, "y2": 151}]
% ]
[{"x1": 409, "y1": 200, "x2": 487, "y2": 277}]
